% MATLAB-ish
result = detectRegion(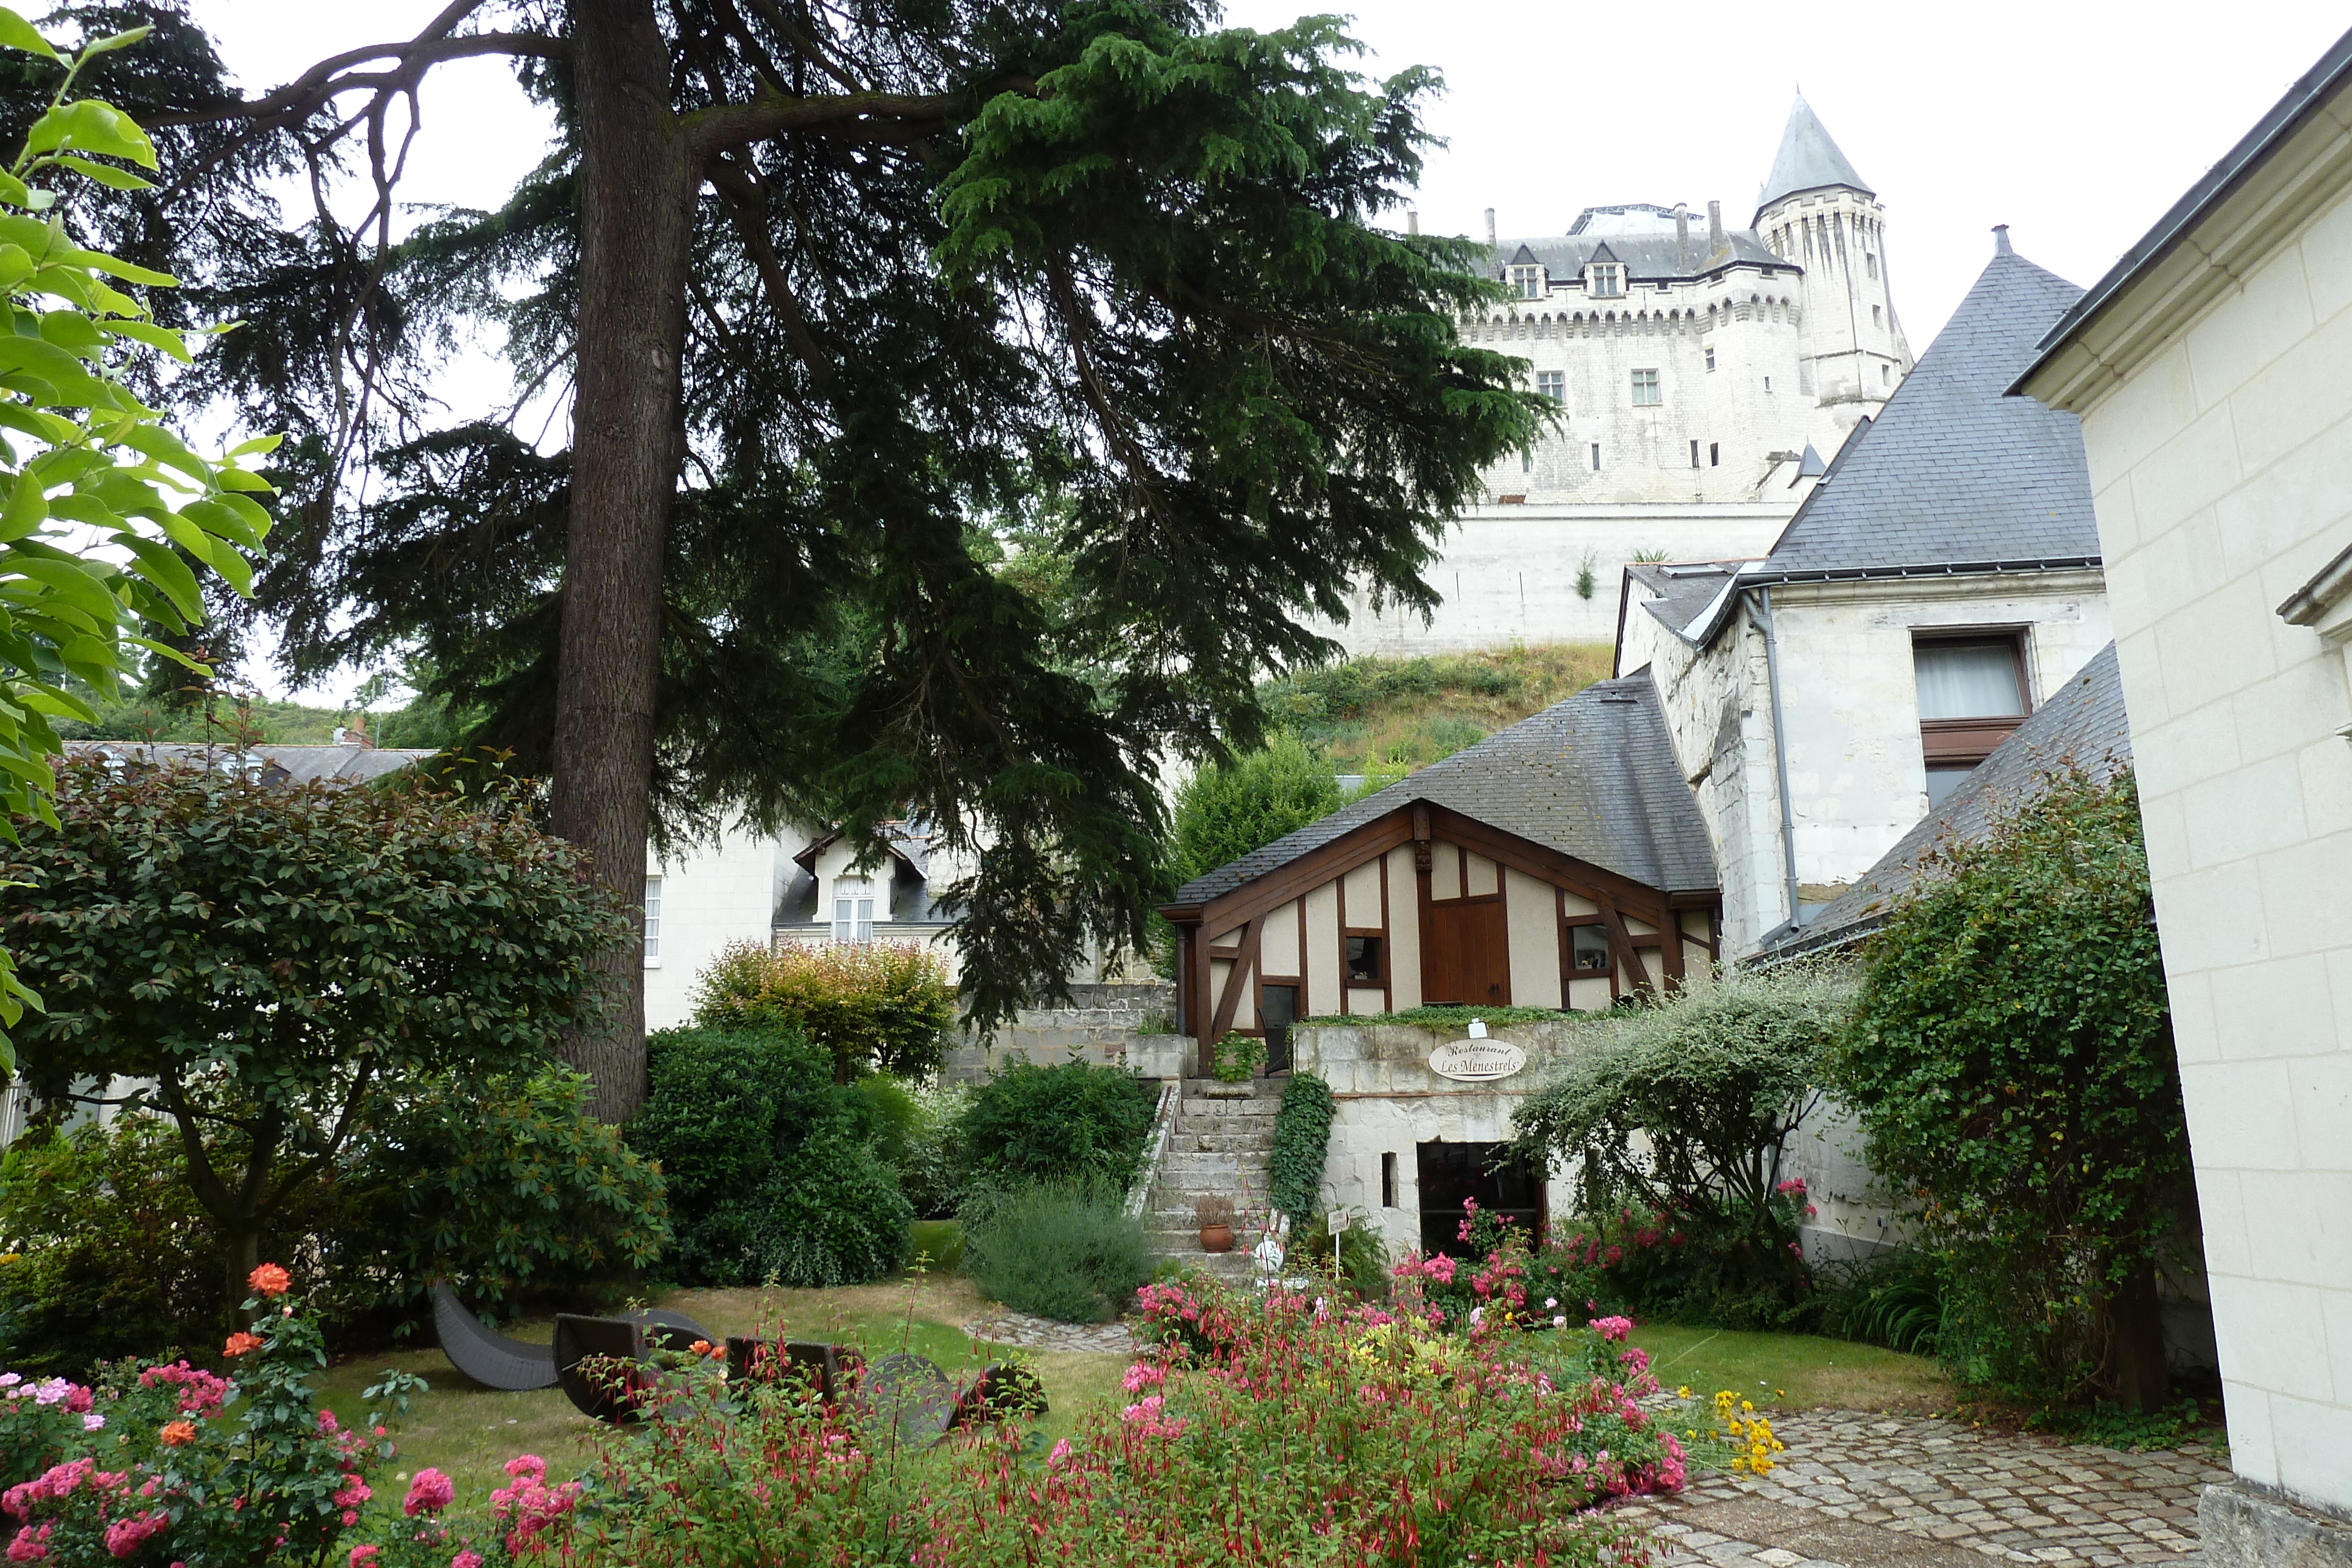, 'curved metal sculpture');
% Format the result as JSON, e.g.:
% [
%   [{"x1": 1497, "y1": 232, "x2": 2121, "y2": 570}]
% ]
[
  {"x1": 431, "y1": 1284, "x2": 558, "y2": 1392},
  {"x1": 552, "y1": 1306, "x2": 714, "y2": 1423}
]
